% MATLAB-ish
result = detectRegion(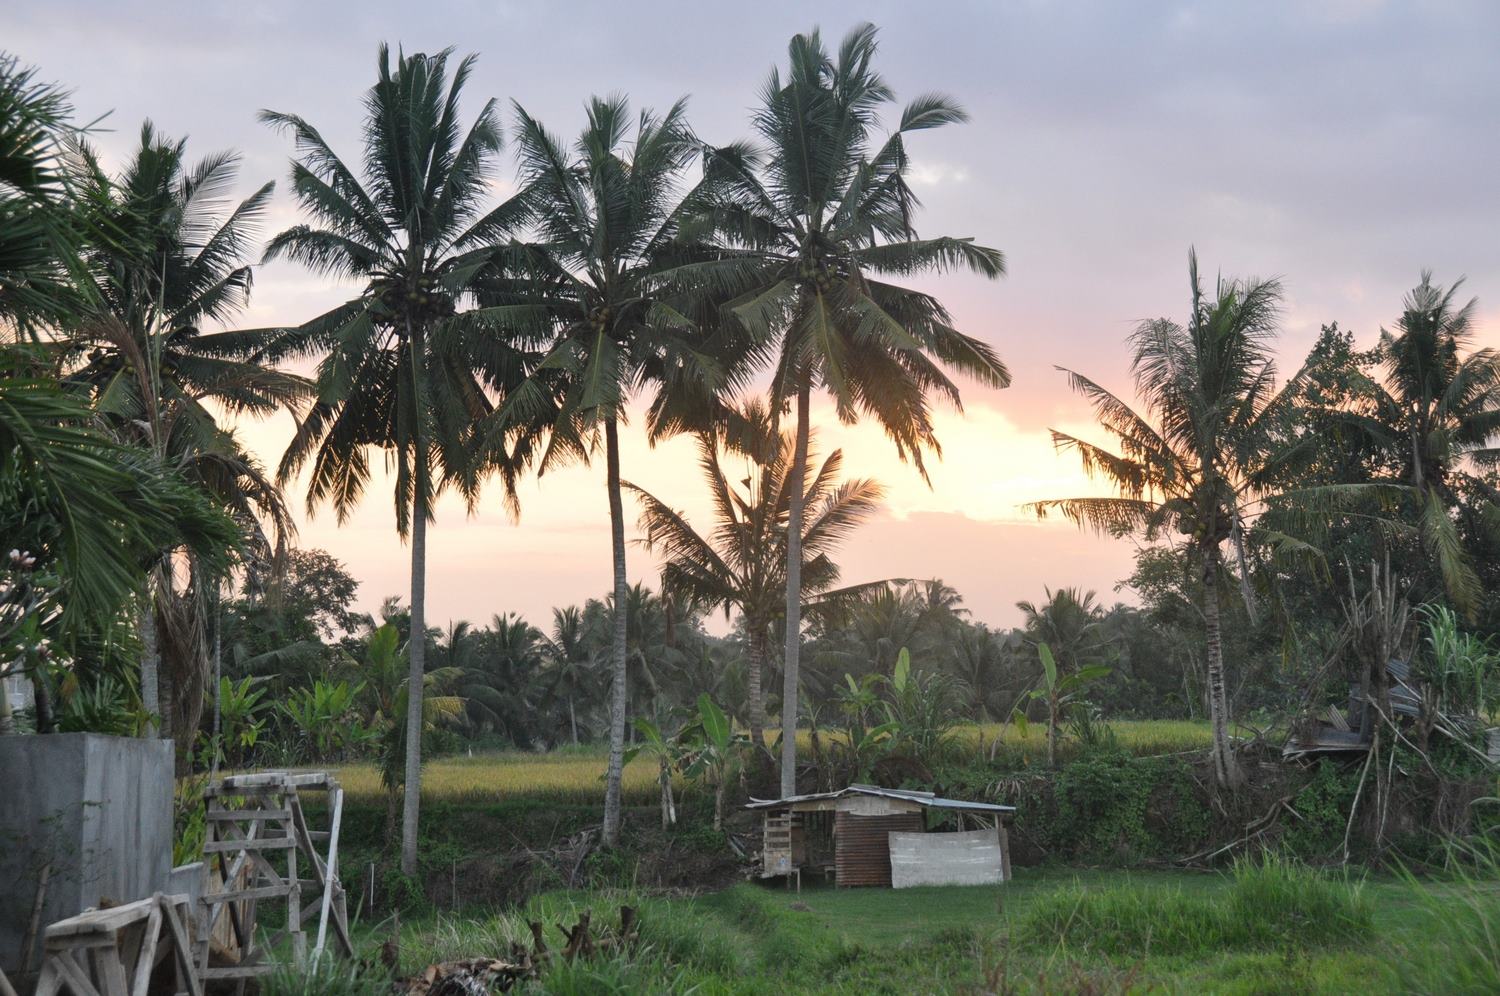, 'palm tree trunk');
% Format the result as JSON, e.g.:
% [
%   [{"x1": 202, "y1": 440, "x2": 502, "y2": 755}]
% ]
[
  {"x1": 1202, "y1": 546, "x2": 1240, "y2": 787},
  {"x1": 141, "y1": 594, "x2": 160, "y2": 738},
  {"x1": 602, "y1": 416, "x2": 629, "y2": 846},
  {"x1": 1046, "y1": 700, "x2": 1057, "y2": 767},
  {"x1": 569, "y1": 696, "x2": 579, "y2": 746},
  {"x1": 747, "y1": 622, "x2": 767, "y2": 754},
  {"x1": 659, "y1": 756, "x2": 673, "y2": 830},
  {"x1": 0, "y1": 675, "x2": 13, "y2": 735},
  {"x1": 400, "y1": 499, "x2": 427, "y2": 876},
  {"x1": 780, "y1": 379, "x2": 811, "y2": 799},
  {"x1": 211, "y1": 594, "x2": 222, "y2": 779}
]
